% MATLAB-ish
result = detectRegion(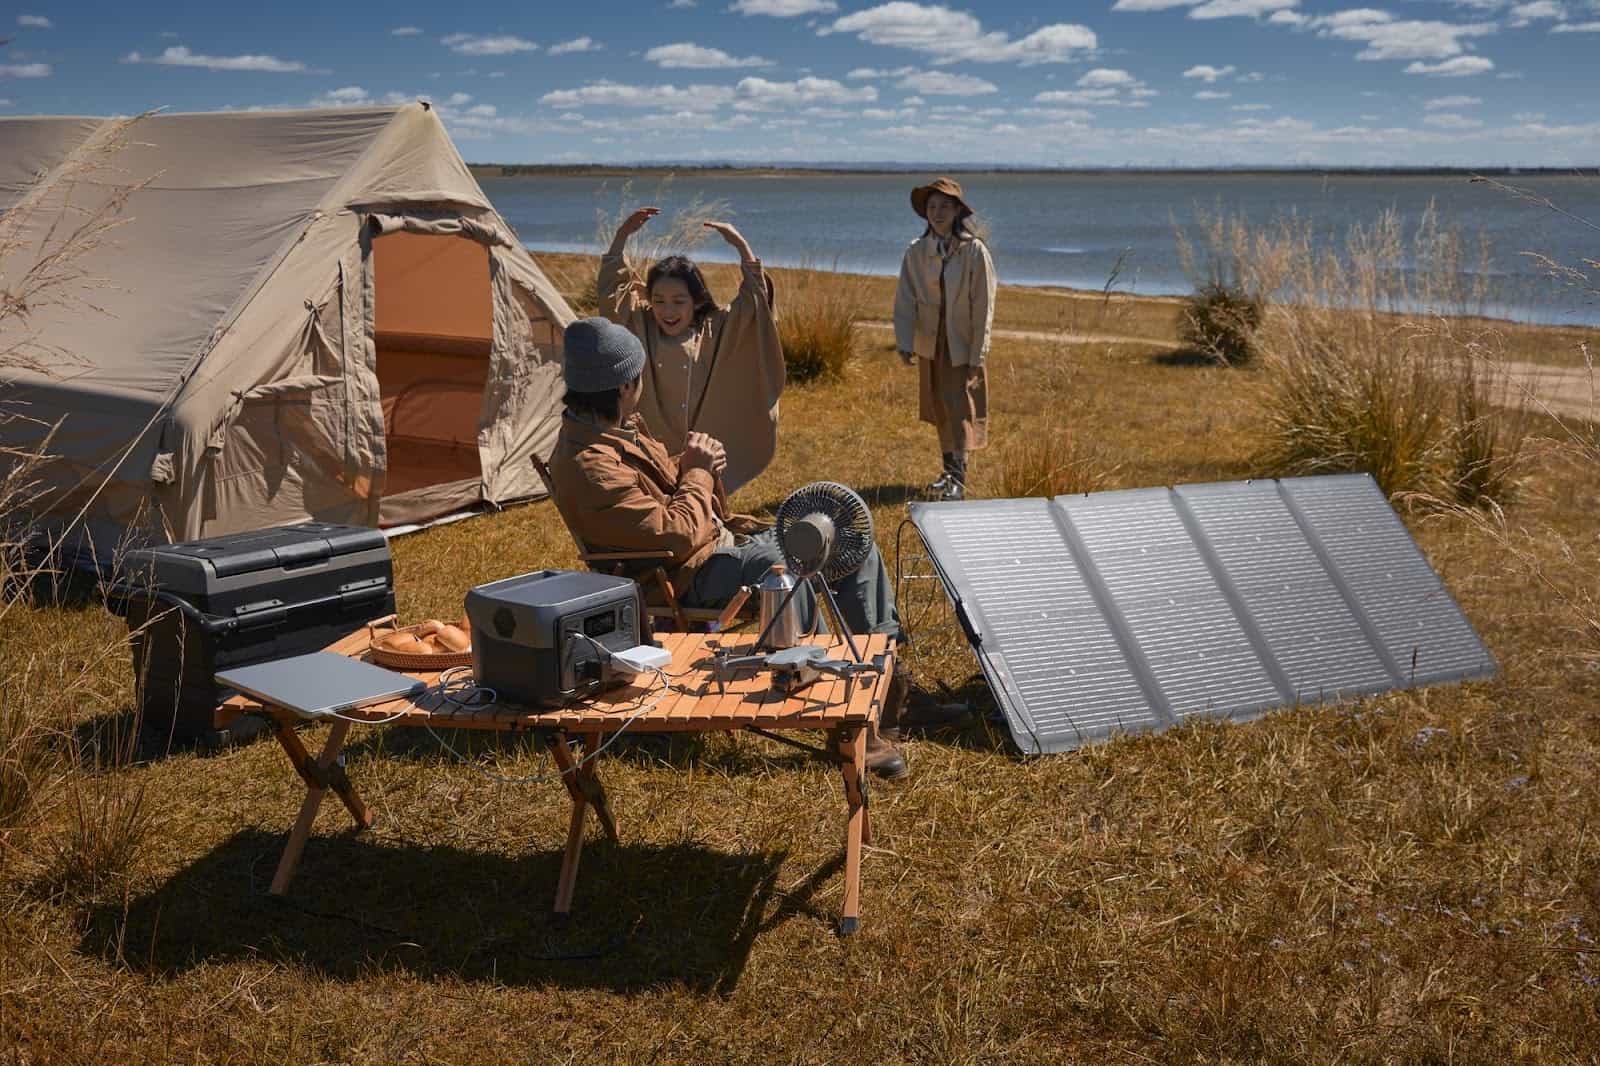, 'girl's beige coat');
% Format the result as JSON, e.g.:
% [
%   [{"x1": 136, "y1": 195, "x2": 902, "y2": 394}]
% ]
[{"x1": 892, "y1": 234, "x2": 996, "y2": 366}]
